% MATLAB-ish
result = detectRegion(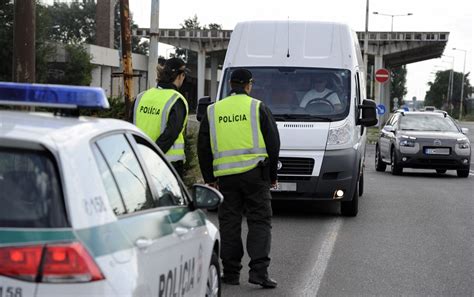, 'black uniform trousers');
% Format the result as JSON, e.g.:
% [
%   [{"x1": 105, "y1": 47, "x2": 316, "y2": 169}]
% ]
[{"x1": 217, "y1": 166, "x2": 273, "y2": 279}]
